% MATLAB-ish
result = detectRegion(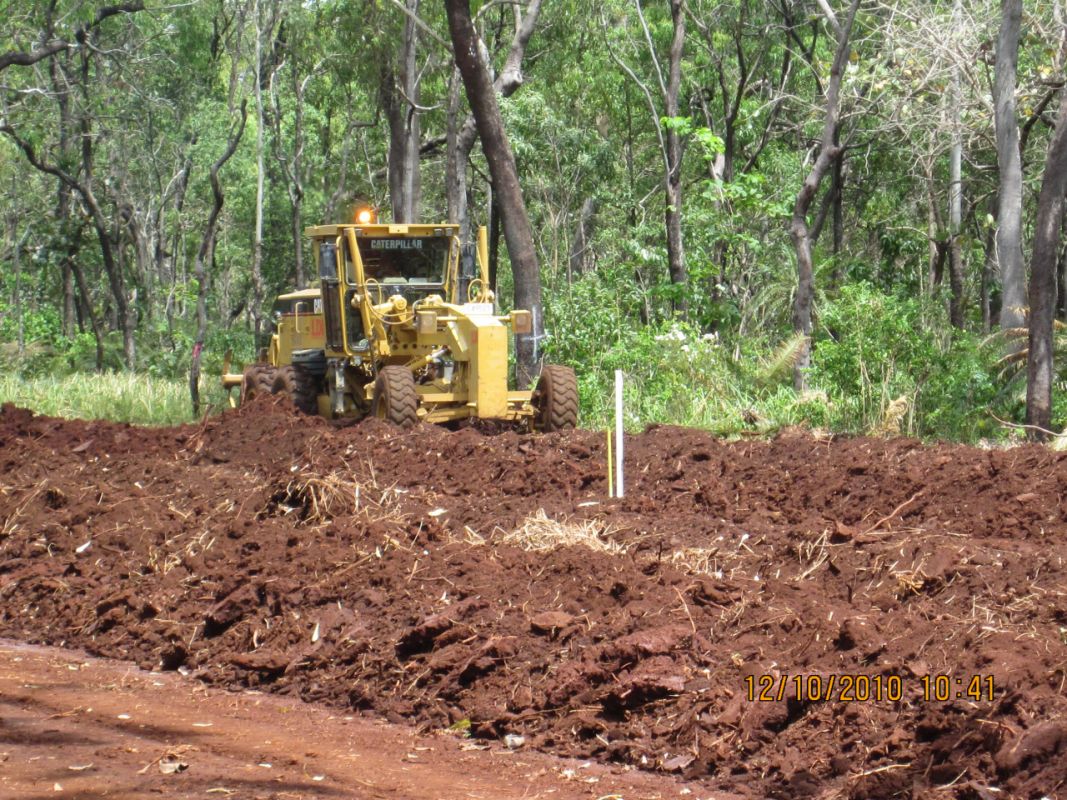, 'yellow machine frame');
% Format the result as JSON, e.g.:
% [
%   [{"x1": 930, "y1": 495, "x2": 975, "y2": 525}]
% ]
[
  {"x1": 267, "y1": 288, "x2": 326, "y2": 366},
  {"x1": 224, "y1": 221, "x2": 539, "y2": 425}
]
